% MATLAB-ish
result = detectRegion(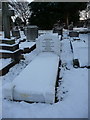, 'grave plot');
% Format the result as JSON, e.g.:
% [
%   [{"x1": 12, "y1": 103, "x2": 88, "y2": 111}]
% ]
[
  {"x1": 0, "y1": 3, "x2": 22, "y2": 76},
  {"x1": 0, "y1": 37, "x2": 21, "y2": 59},
  {"x1": 0, "y1": 36, "x2": 22, "y2": 76},
  {"x1": 71, "y1": 40, "x2": 88, "y2": 67},
  {"x1": 18, "y1": 26, "x2": 38, "y2": 53},
  {"x1": 69, "y1": 31, "x2": 80, "y2": 41},
  {"x1": 0, "y1": 38, "x2": 22, "y2": 76},
  {"x1": 3, "y1": 33, "x2": 61, "y2": 104},
  {"x1": 73, "y1": 27, "x2": 90, "y2": 34},
  {"x1": 19, "y1": 42, "x2": 36, "y2": 54}
]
